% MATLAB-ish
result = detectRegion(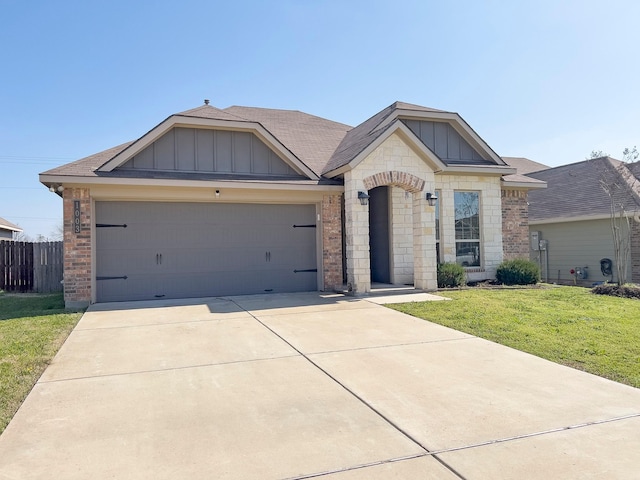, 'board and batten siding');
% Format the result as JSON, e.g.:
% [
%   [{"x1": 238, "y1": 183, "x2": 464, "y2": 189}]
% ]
[
  {"x1": 530, "y1": 218, "x2": 631, "y2": 285},
  {"x1": 401, "y1": 119, "x2": 491, "y2": 165},
  {"x1": 120, "y1": 127, "x2": 301, "y2": 176}
]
